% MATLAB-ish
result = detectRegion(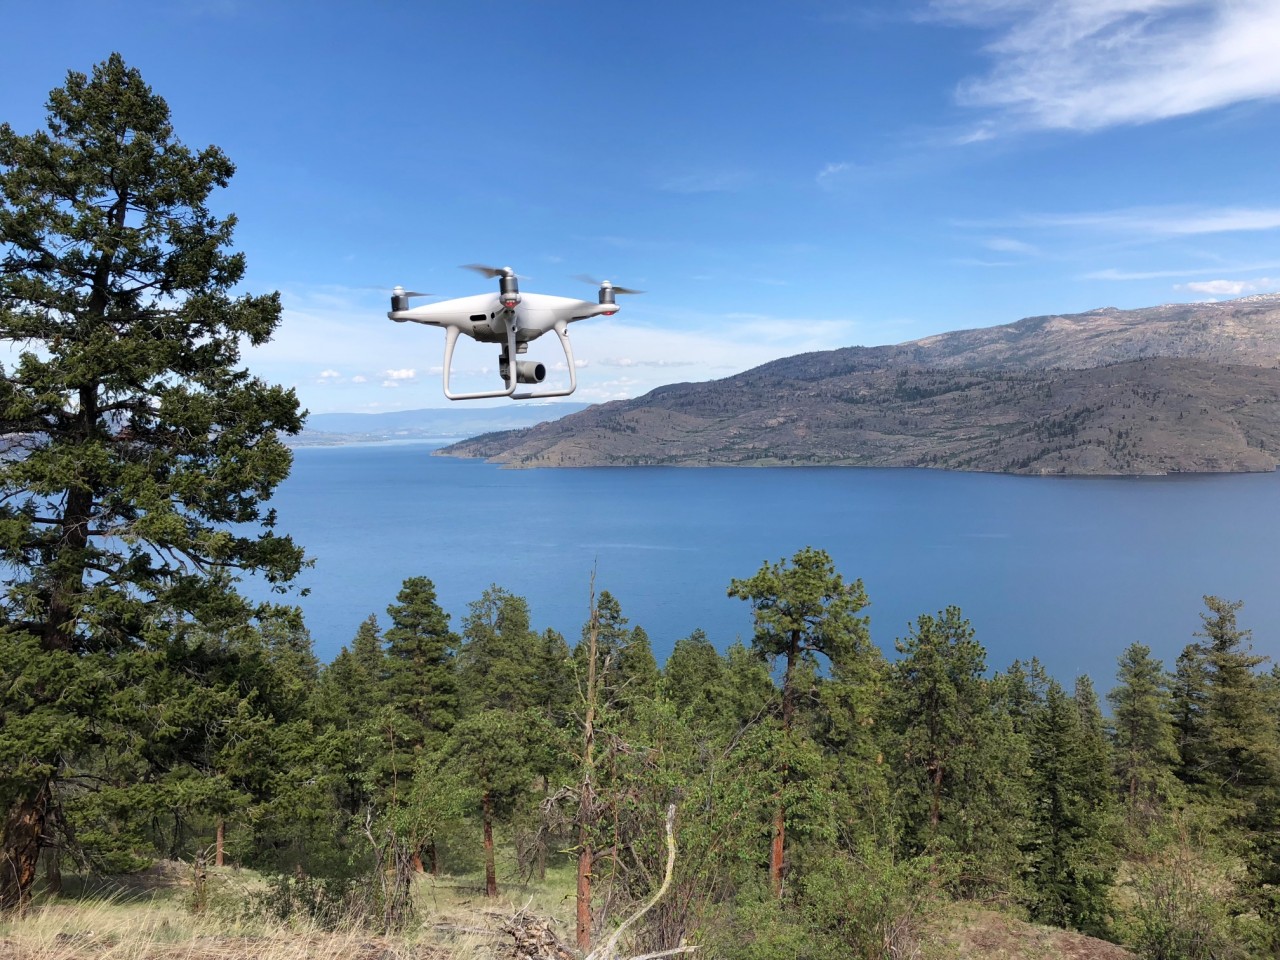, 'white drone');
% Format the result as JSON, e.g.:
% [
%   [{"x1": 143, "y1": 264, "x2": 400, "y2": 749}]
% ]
[{"x1": 388, "y1": 264, "x2": 641, "y2": 400}]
